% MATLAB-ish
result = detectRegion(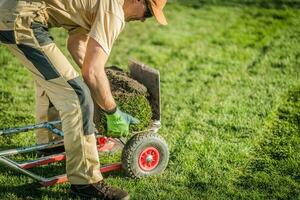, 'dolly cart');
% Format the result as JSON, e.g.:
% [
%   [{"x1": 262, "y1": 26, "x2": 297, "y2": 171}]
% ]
[{"x1": 0, "y1": 61, "x2": 169, "y2": 187}]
